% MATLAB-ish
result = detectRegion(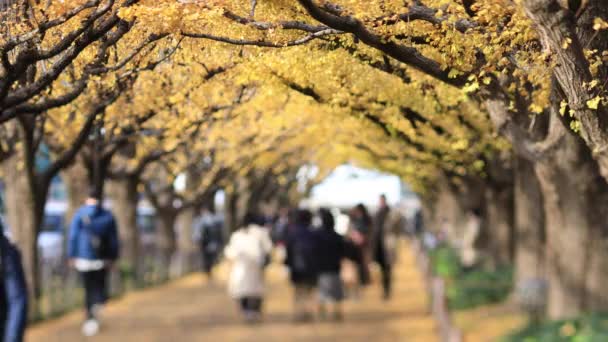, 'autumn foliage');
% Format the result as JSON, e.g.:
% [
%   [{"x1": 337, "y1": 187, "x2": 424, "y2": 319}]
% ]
[{"x1": 1, "y1": 0, "x2": 608, "y2": 327}]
